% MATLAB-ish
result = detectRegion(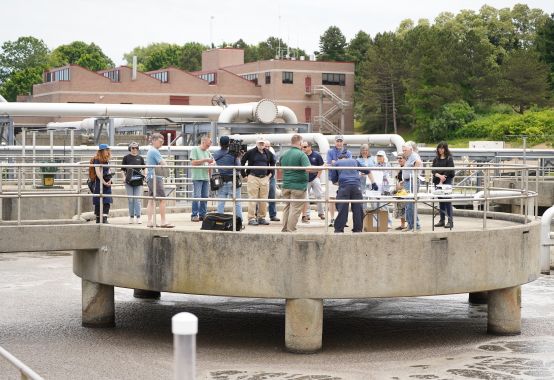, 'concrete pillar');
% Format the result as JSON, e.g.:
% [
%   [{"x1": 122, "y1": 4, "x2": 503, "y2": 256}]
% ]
[
  {"x1": 468, "y1": 291, "x2": 488, "y2": 305},
  {"x1": 487, "y1": 286, "x2": 520, "y2": 335},
  {"x1": 133, "y1": 289, "x2": 161, "y2": 299},
  {"x1": 82, "y1": 279, "x2": 115, "y2": 328},
  {"x1": 285, "y1": 298, "x2": 323, "y2": 353}
]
